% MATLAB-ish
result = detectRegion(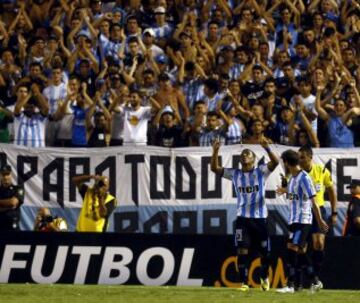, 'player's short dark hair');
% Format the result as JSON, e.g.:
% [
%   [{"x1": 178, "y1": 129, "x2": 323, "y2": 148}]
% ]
[
  {"x1": 281, "y1": 149, "x2": 299, "y2": 166},
  {"x1": 298, "y1": 145, "x2": 313, "y2": 157}
]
